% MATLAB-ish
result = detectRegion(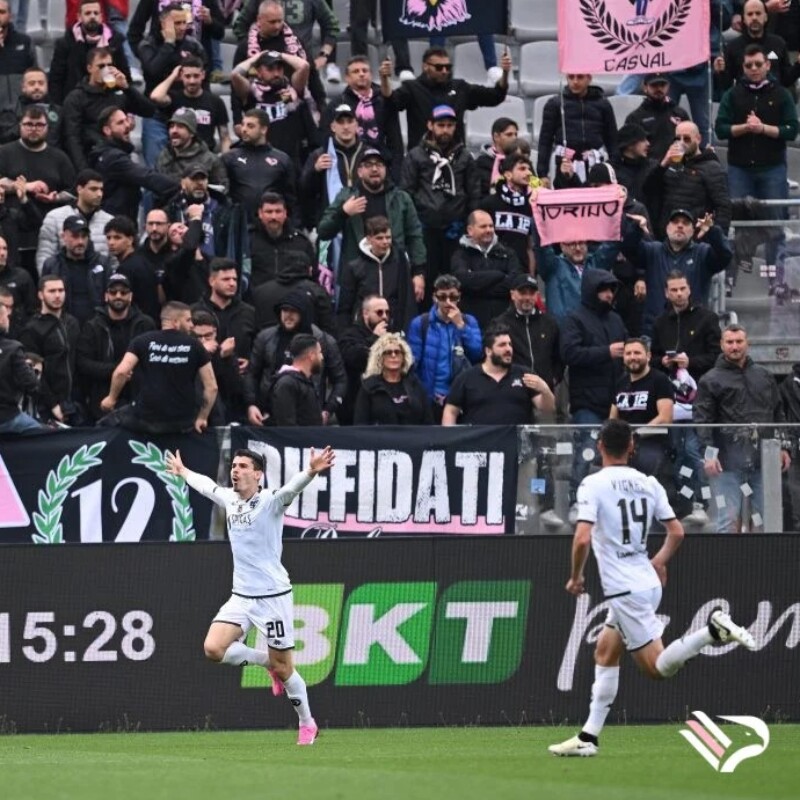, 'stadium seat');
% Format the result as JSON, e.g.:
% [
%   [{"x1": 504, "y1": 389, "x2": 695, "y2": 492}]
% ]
[
  {"x1": 531, "y1": 93, "x2": 556, "y2": 147},
  {"x1": 608, "y1": 95, "x2": 645, "y2": 129},
  {"x1": 464, "y1": 95, "x2": 528, "y2": 150},
  {"x1": 453, "y1": 42, "x2": 518, "y2": 93},
  {"x1": 509, "y1": 0, "x2": 558, "y2": 43},
  {"x1": 519, "y1": 42, "x2": 561, "y2": 97}
]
